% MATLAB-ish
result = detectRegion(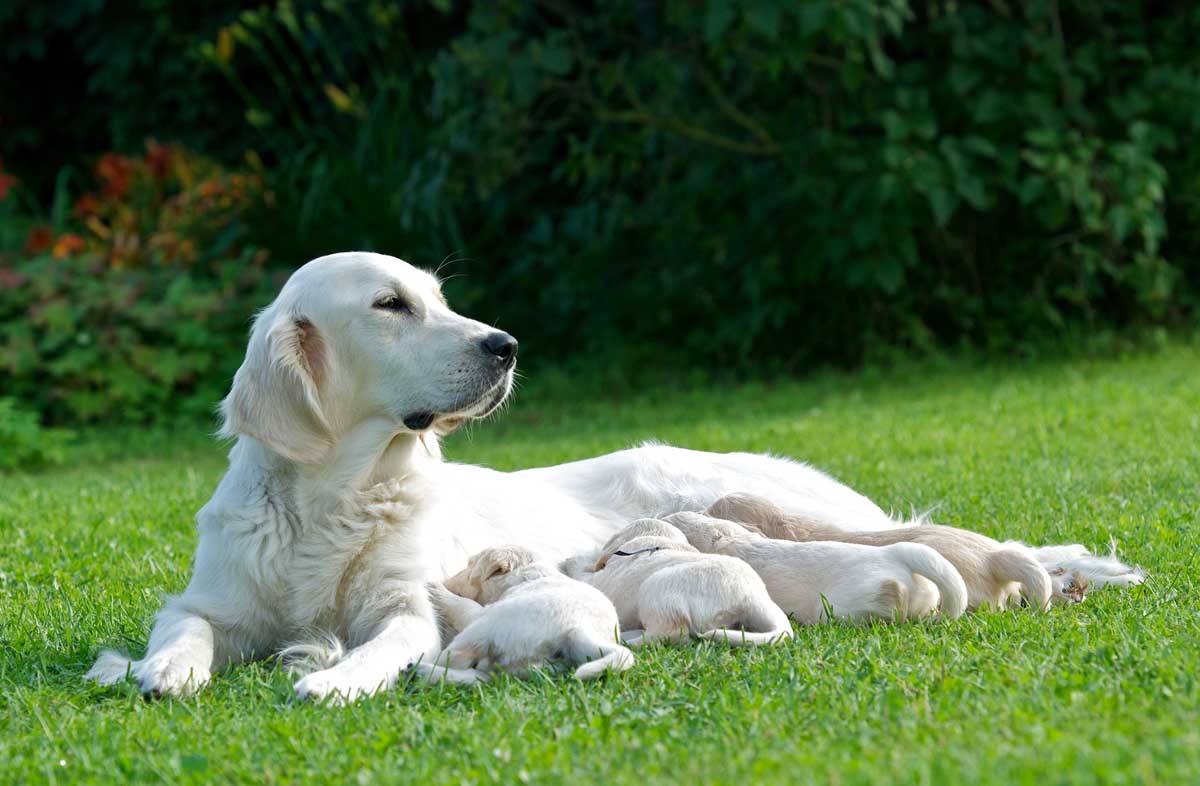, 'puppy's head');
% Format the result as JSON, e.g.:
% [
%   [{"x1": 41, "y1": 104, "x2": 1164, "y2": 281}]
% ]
[
  {"x1": 463, "y1": 545, "x2": 543, "y2": 605},
  {"x1": 220, "y1": 252, "x2": 517, "y2": 463},
  {"x1": 593, "y1": 534, "x2": 696, "y2": 571},
  {"x1": 664, "y1": 513, "x2": 752, "y2": 552},
  {"x1": 1047, "y1": 567, "x2": 1089, "y2": 604},
  {"x1": 706, "y1": 493, "x2": 785, "y2": 527},
  {"x1": 594, "y1": 519, "x2": 687, "y2": 571}
]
